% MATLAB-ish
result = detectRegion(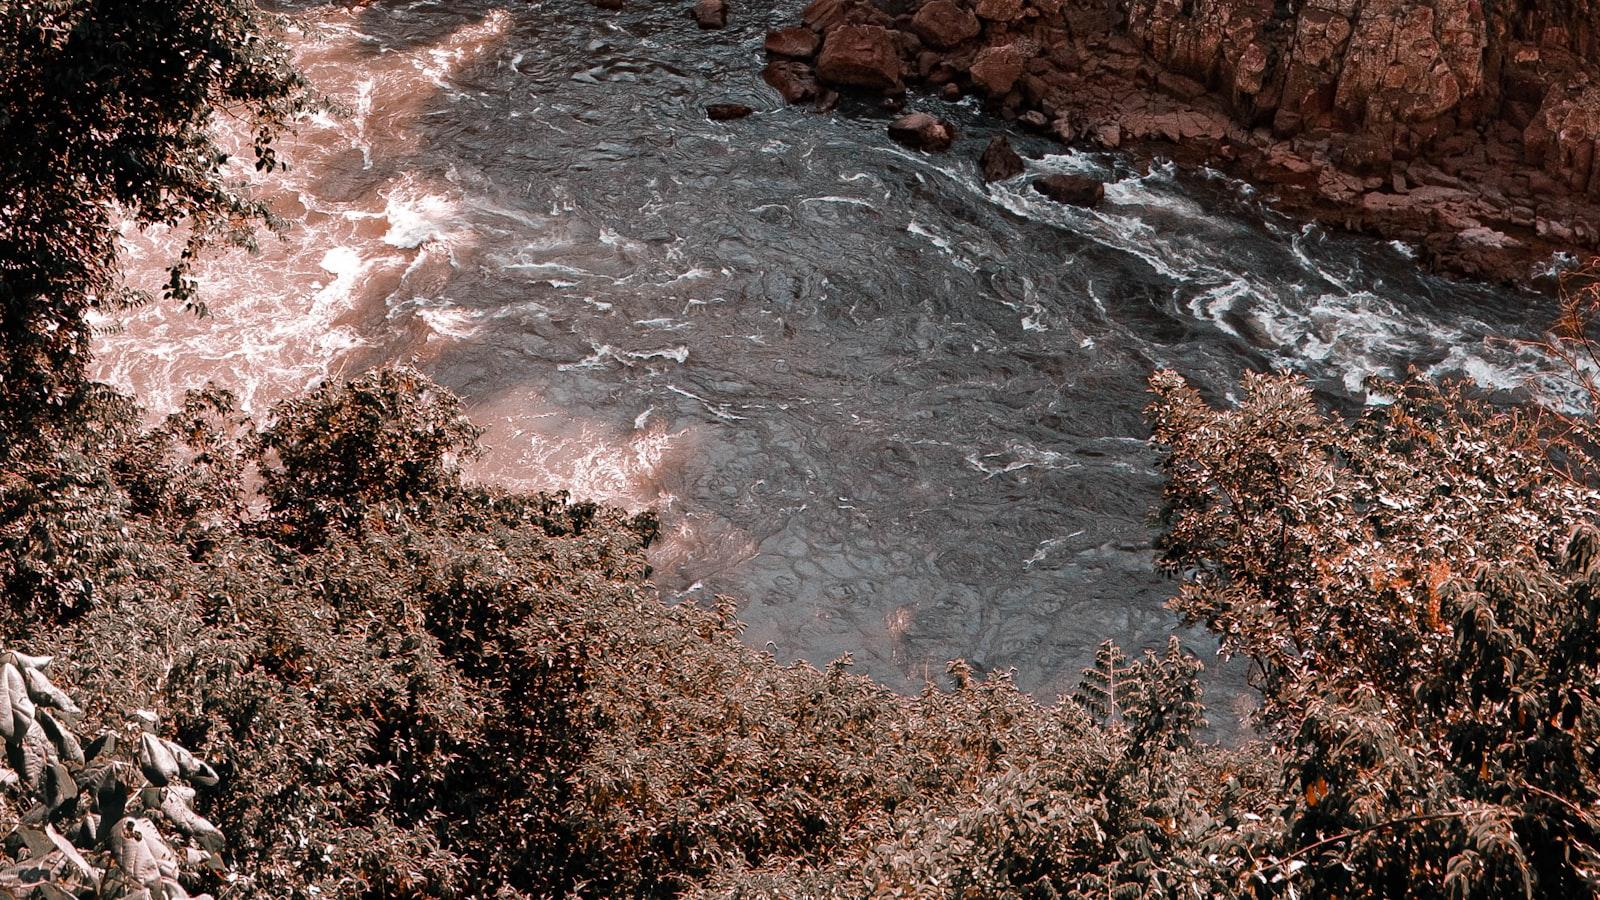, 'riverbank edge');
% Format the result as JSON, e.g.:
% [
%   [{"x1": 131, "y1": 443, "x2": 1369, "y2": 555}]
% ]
[{"x1": 757, "y1": 0, "x2": 1600, "y2": 286}]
